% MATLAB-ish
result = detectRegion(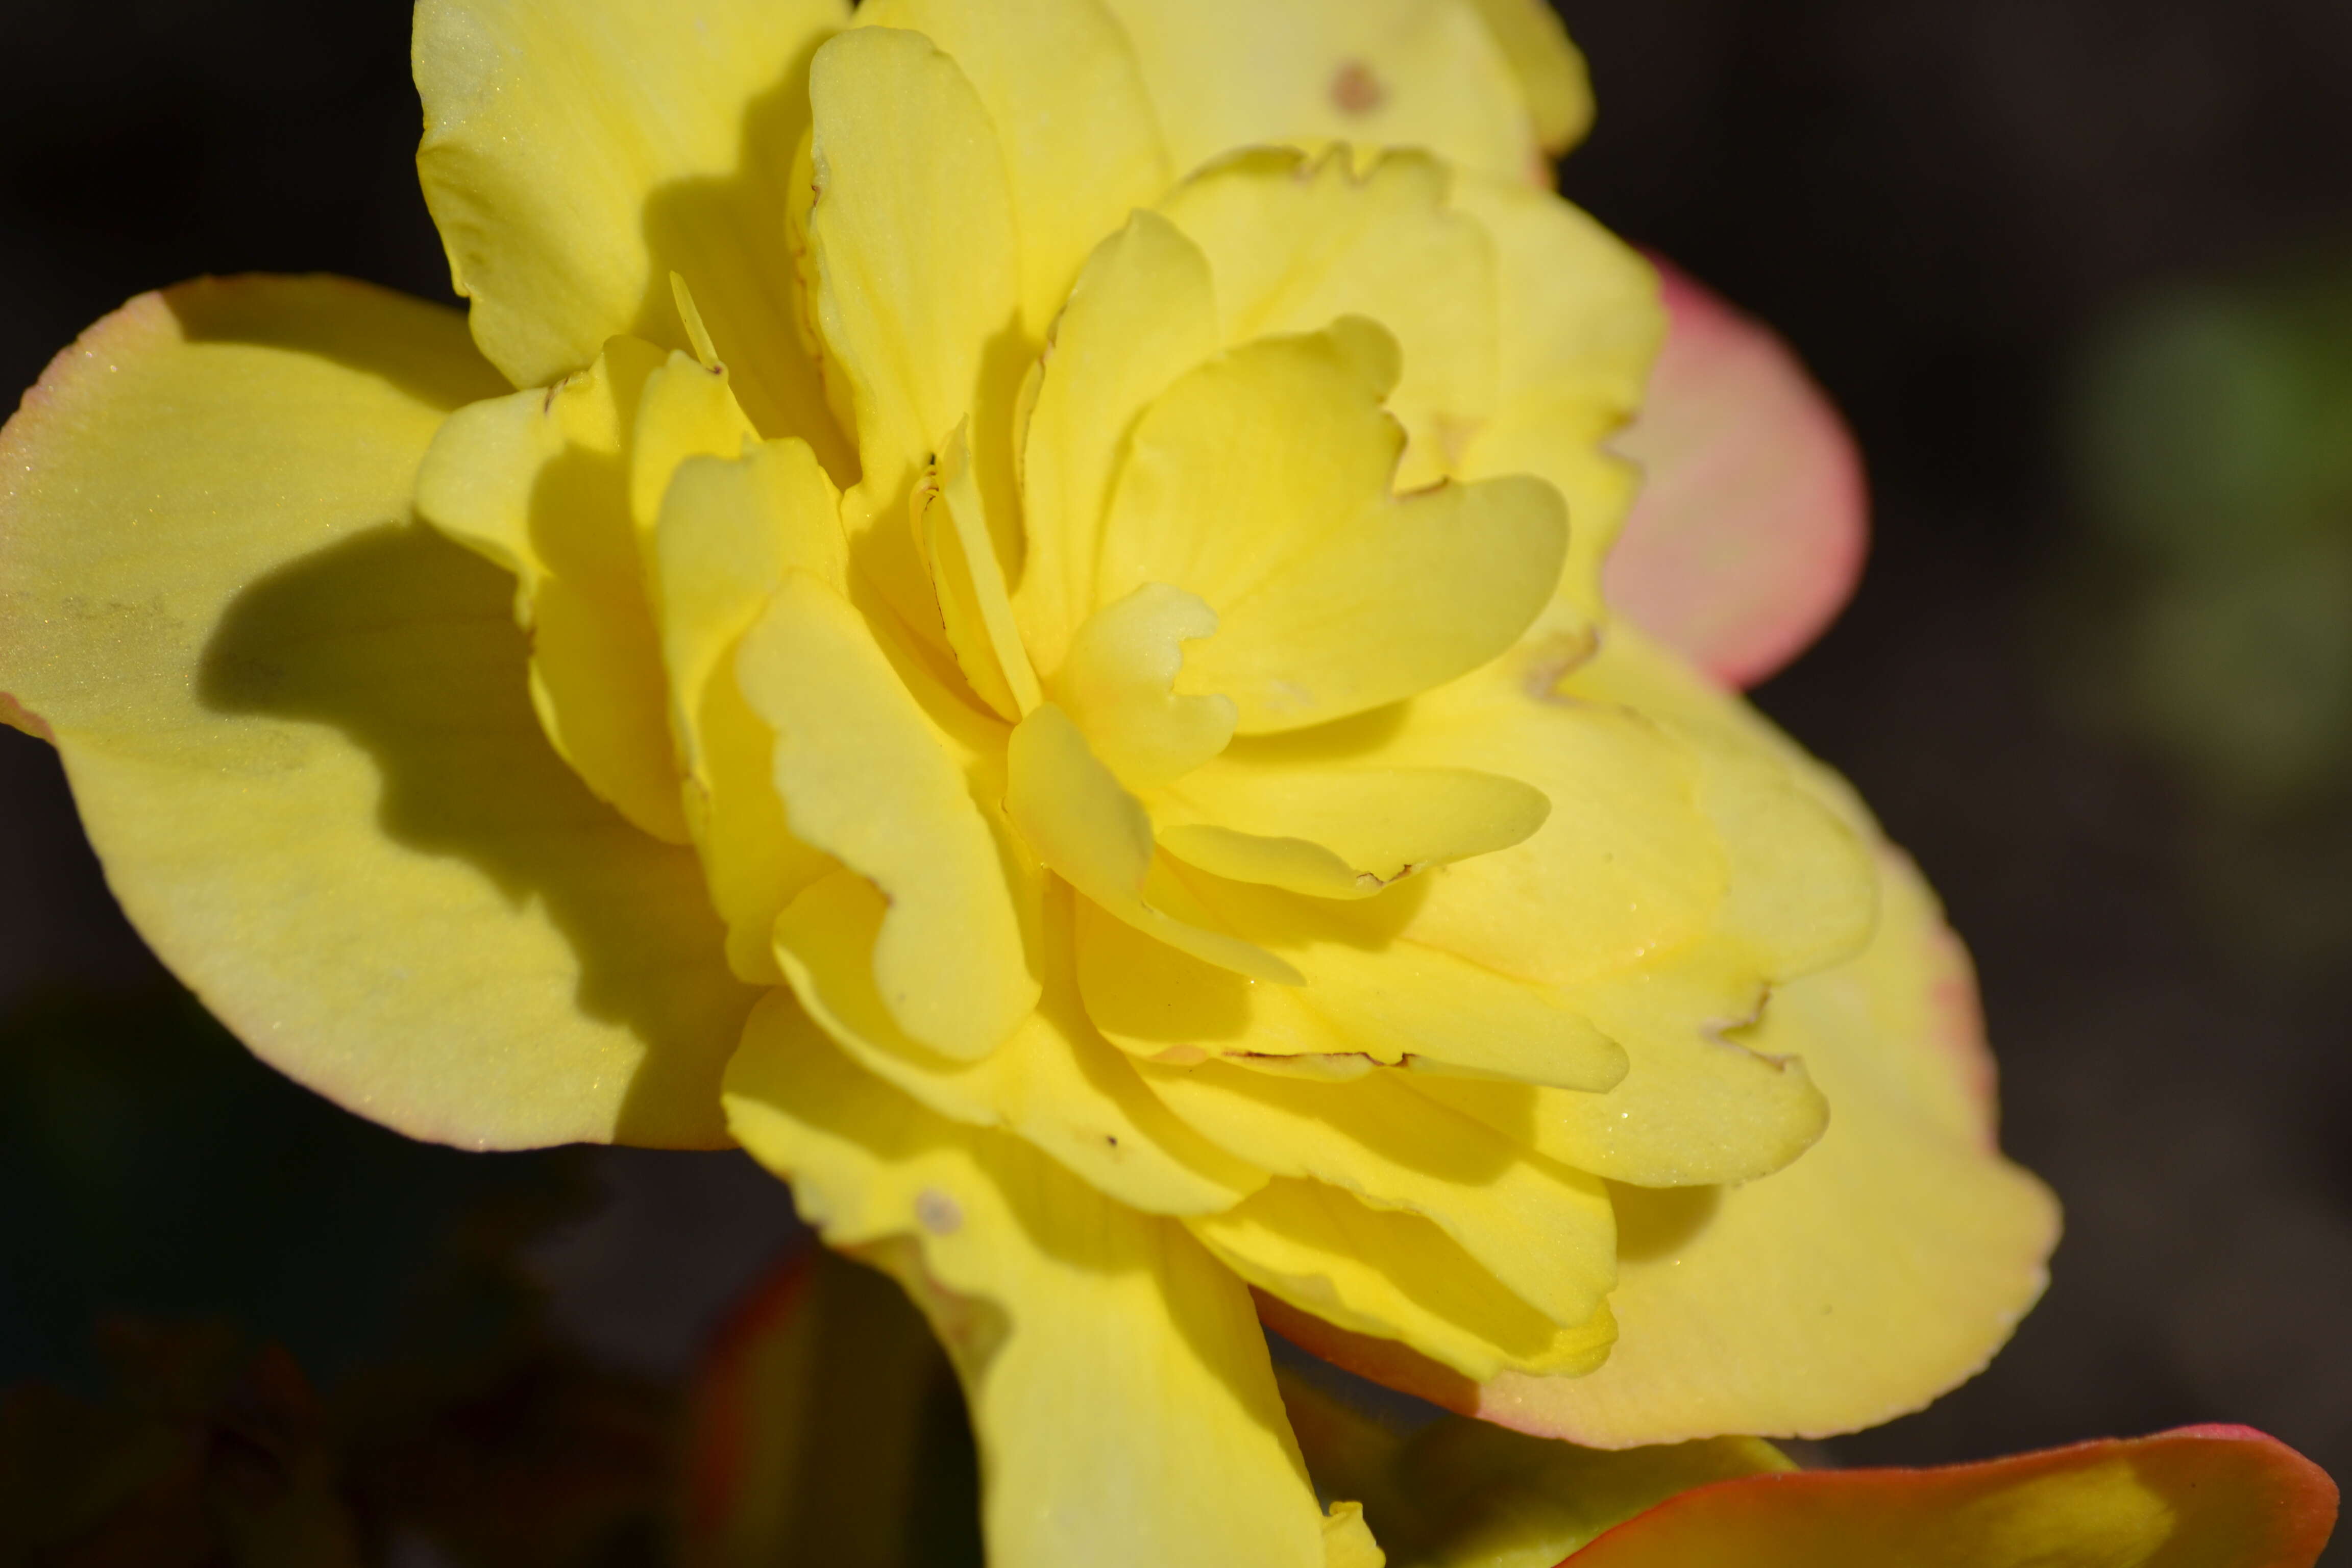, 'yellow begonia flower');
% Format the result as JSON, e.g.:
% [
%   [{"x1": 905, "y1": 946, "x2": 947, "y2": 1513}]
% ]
[{"x1": 0, "y1": 1, "x2": 2057, "y2": 1563}]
